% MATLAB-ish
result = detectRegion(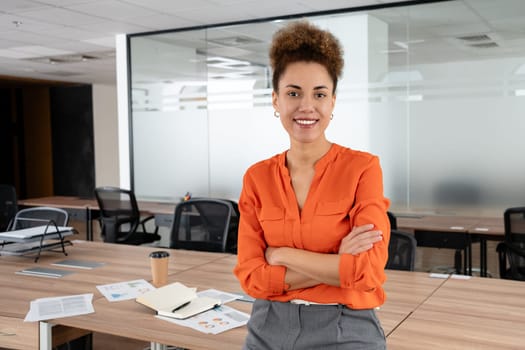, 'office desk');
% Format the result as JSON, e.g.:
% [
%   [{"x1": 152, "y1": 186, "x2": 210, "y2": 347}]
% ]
[
  {"x1": 46, "y1": 251, "x2": 246, "y2": 350},
  {"x1": 41, "y1": 254, "x2": 446, "y2": 349},
  {"x1": 396, "y1": 214, "x2": 504, "y2": 277},
  {"x1": 469, "y1": 217, "x2": 506, "y2": 277},
  {"x1": 2, "y1": 241, "x2": 520, "y2": 350},
  {"x1": 387, "y1": 276, "x2": 525, "y2": 349},
  {"x1": 0, "y1": 241, "x2": 226, "y2": 350},
  {"x1": 378, "y1": 270, "x2": 447, "y2": 336},
  {"x1": 18, "y1": 196, "x2": 177, "y2": 241}
]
